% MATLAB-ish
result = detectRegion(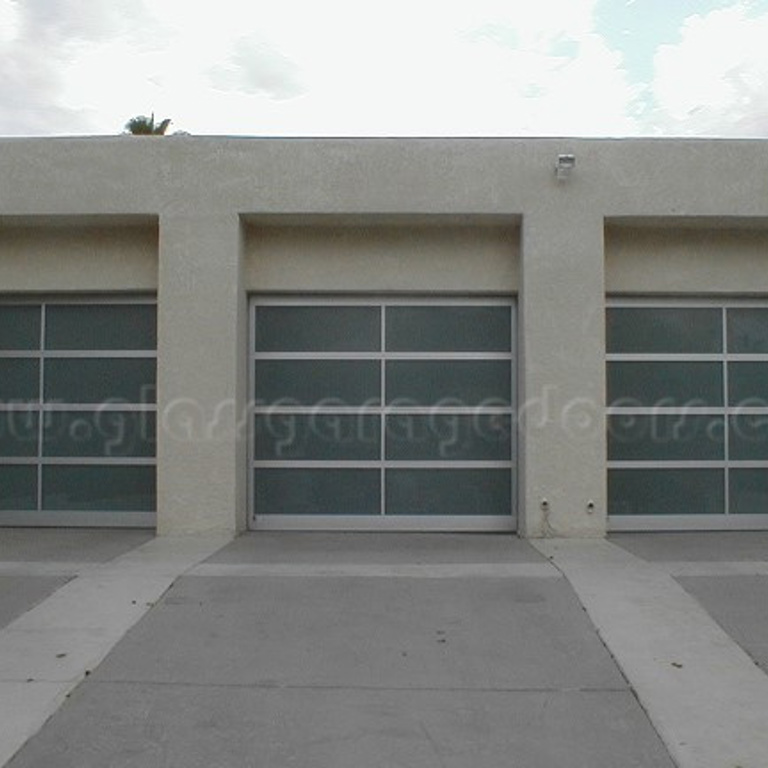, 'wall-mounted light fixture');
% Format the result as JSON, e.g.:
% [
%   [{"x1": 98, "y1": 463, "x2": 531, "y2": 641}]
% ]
[{"x1": 555, "y1": 153, "x2": 576, "y2": 180}]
